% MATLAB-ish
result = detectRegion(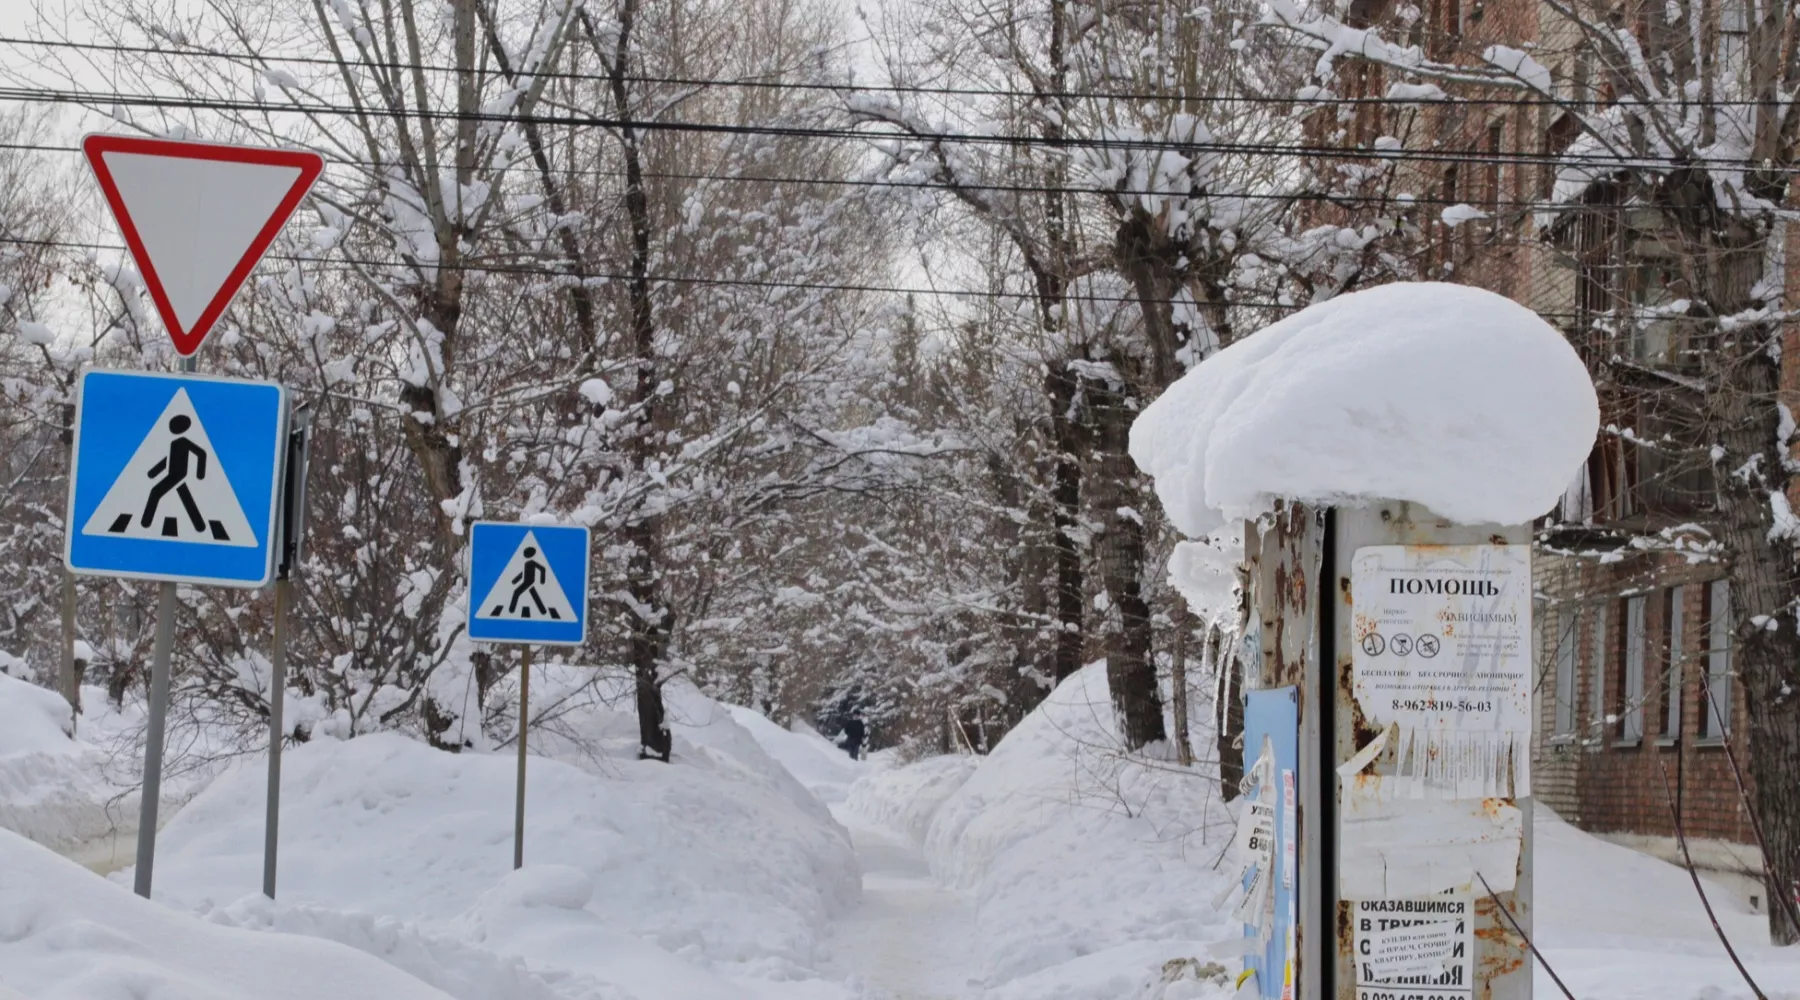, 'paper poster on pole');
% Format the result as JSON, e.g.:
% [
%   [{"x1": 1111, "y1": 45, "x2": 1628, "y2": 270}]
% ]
[
  {"x1": 1349, "y1": 545, "x2": 1532, "y2": 799},
  {"x1": 1352, "y1": 897, "x2": 1474, "y2": 1000}
]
